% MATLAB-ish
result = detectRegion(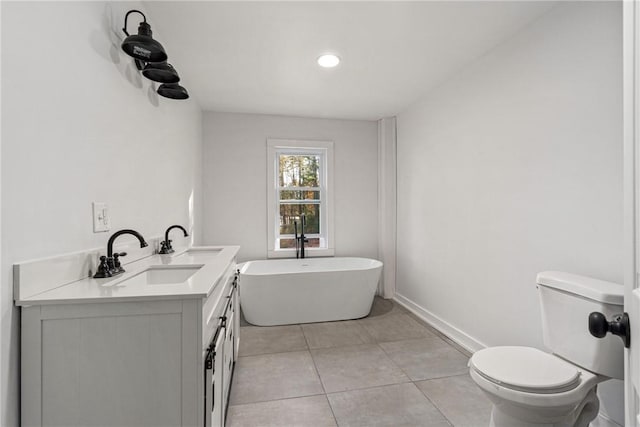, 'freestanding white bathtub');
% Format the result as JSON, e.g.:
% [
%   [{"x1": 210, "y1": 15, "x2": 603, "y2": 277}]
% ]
[{"x1": 239, "y1": 257, "x2": 383, "y2": 326}]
